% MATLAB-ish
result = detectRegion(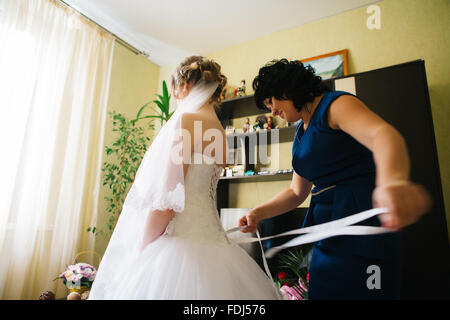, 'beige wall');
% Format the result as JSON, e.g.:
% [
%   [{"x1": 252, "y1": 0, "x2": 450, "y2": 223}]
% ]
[
  {"x1": 94, "y1": 41, "x2": 160, "y2": 256},
  {"x1": 160, "y1": 0, "x2": 450, "y2": 233}
]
